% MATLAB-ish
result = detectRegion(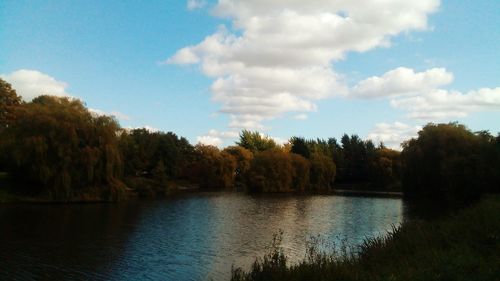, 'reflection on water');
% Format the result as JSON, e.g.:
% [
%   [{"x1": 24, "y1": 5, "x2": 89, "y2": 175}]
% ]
[{"x1": 0, "y1": 193, "x2": 404, "y2": 280}]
